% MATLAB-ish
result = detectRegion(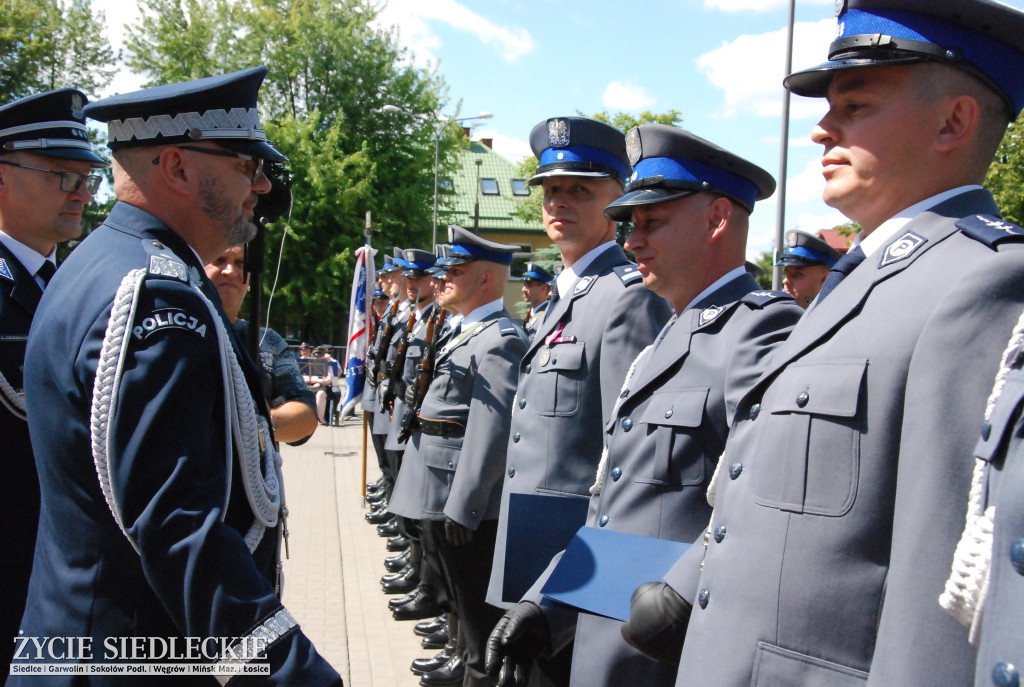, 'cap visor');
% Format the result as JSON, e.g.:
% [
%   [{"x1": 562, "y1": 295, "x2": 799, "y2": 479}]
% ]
[
  {"x1": 603, "y1": 188, "x2": 697, "y2": 222},
  {"x1": 775, "y1": 256, "x2": 818, "y2": 267},
  {"x1": 528, "y1": 168, "x2": 611, "y2": 186},
  {"x1": 31, "y1": 147, "x2": 110, "y2": 168},
  {"x1": 785, "y1": 55, "x2": 926, "y2": 97},
  {"x1": 219, "y1": 139, "x2": 288, "y2": 163}
]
